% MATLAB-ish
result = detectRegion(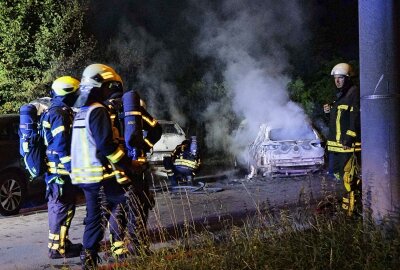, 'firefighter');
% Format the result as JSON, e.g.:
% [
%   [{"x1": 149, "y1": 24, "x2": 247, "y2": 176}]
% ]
[
  {"x1": 164, "y1": 137, "x2": 201, "y2": 186},
  {"x1": 71, "y1": 64, "x2": 143, "y2": 269},
  {"x1": 324, "y1": 63, "x2": 361, "y2": 216},
  {"x1": 133, "y1": 98, "x2": 161, "y2": 254},
  {"x1": 106, "y1": 89, "x2": 161, "y2": 255},
  {"x1": 42, "y1": 76, "x2": 82, "y2": 259}
]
